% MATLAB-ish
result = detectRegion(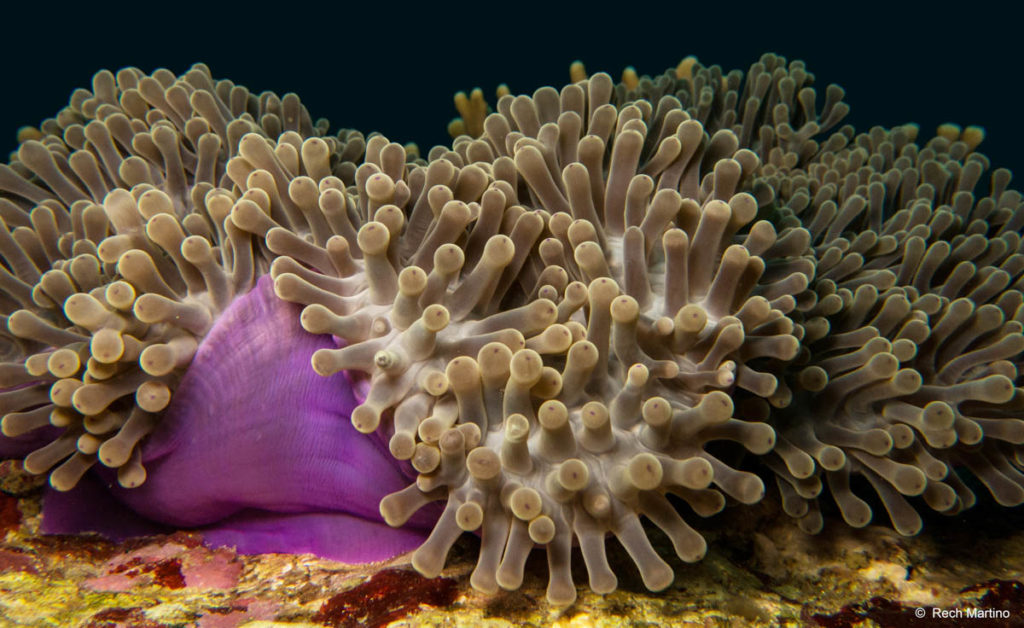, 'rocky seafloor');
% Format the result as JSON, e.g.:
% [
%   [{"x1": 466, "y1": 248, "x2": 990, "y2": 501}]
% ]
[{"x1": 1, "y1": 461, "x2": 1022, "y2": 627}]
